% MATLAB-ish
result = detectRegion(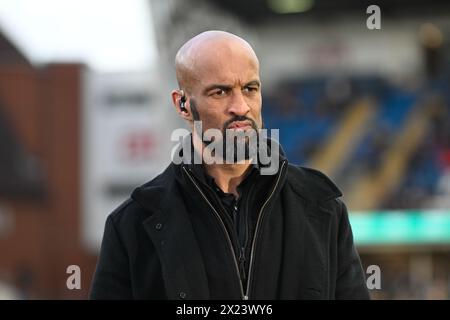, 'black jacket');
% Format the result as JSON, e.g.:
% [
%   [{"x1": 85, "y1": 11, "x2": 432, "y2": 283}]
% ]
[{"x1": 90, "y1": 153, "x2": 370, "y2": 300}]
